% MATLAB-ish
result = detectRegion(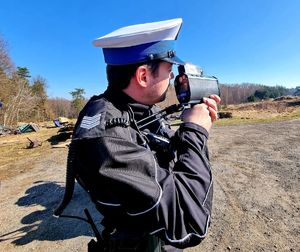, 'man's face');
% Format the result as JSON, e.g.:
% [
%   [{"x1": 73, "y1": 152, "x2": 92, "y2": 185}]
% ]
[{"x1": 146, "y1": 62, "x2": 174, "y2": 104}]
